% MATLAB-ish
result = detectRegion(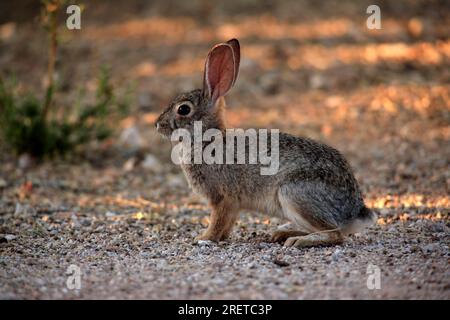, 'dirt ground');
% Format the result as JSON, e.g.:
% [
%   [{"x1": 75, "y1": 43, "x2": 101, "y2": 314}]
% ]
[{"x1": 0, "y1": 0, "x2": 449, "y2": 299}]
